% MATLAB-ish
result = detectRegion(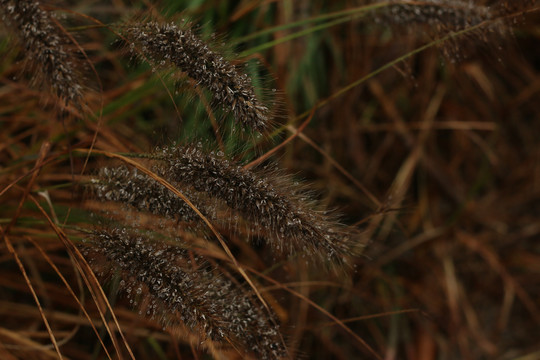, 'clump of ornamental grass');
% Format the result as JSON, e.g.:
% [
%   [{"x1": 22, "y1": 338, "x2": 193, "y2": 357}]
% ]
[
  {"x1": 0, "y1": 0, "x2": 86, "y2": 110},
  {"x1": 153, "y1": 145, "x2": 358, "y2": 264},
  {"x1": 87, "y1": 145, "x2": 360, "y2": 266},
  {"x1": 122, "y1": 20, "x2": 271, "y2": 132},
  {"x1": 83, "y1": 227, "x2": 287, "y2": 360}
]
